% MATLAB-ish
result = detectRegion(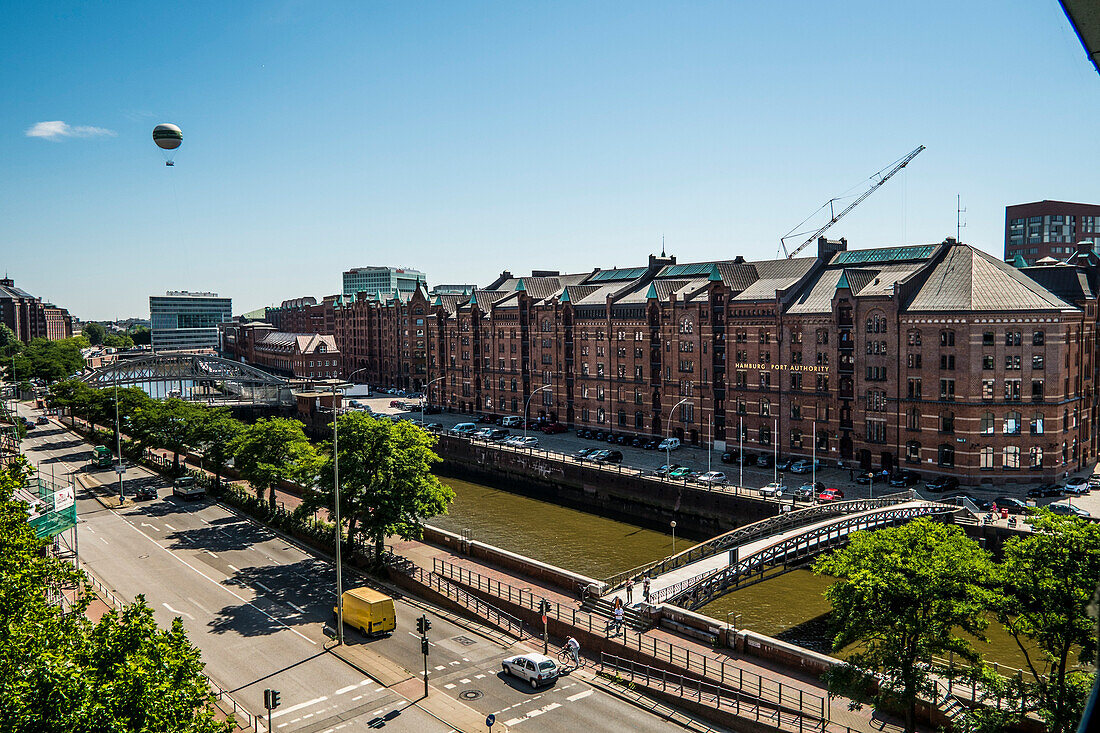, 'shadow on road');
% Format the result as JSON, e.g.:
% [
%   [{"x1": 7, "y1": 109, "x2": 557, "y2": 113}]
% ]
[{"x1": 207, "y1": 559, "x2": 334, "y2": 637}]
